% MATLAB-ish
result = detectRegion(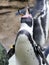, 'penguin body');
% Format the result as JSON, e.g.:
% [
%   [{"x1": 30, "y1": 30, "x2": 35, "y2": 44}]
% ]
[
  {"x1": 15, "y1": 10, "x2": 40, "y2": 65},
  {"x1": 15, "y1": 31, "x2": 39, "y2": 65}
]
